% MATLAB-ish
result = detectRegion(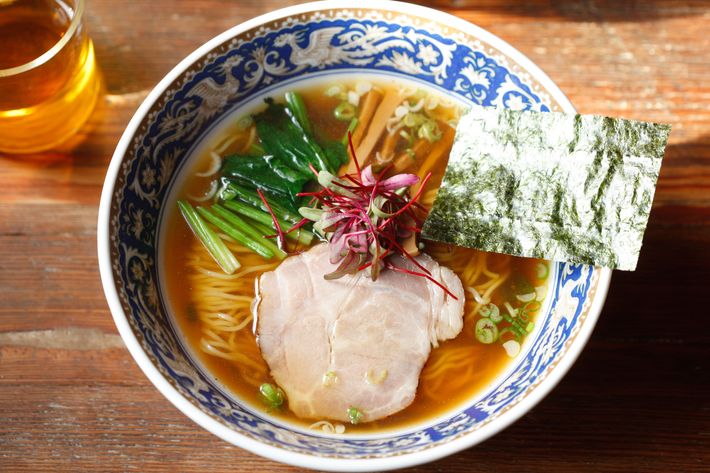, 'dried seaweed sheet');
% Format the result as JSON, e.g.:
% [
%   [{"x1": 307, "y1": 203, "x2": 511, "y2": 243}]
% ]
[{"x1": 421, "y1": 106, "x2": 671, "y2": 270}]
